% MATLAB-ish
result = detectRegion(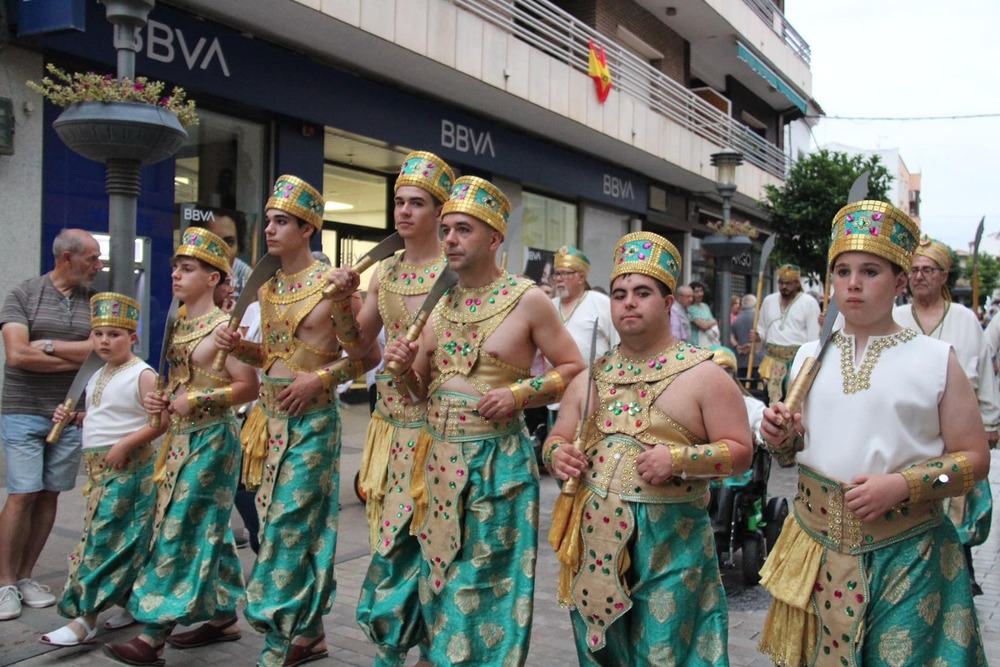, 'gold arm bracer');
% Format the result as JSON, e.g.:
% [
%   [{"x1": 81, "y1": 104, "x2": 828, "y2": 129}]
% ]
[
  {"x1": 900, "y1": 452, "x2": 974, "y2": 502},
  {"x1": 330, "y1": 298, "x2": 362, "y2": 351},
  {"x1": 667, "y1": 441, "x2": 735, "y2": 480},
  {"x1": 507, "y1": 370, "x2": 566, "y2": 410}
]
